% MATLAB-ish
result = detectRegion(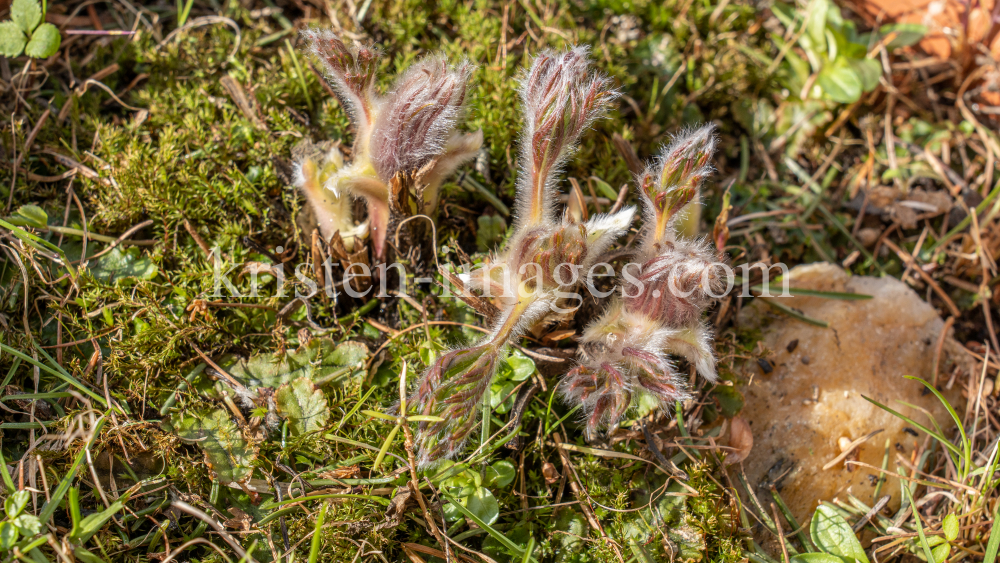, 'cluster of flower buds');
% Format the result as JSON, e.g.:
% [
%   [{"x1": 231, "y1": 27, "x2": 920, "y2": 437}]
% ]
[
  {"x1": 304, "y1": 38, "x2": 729, "y2": 465},
  {"x1": 298, "y1": 30, "x2": 483, "y2": 258},
  {"x1": 409, "y1": 47, "x2": 637, "y2": 466},
  {"x1": 560, "y1": 126, "x2": 726, "y2": 438}
]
